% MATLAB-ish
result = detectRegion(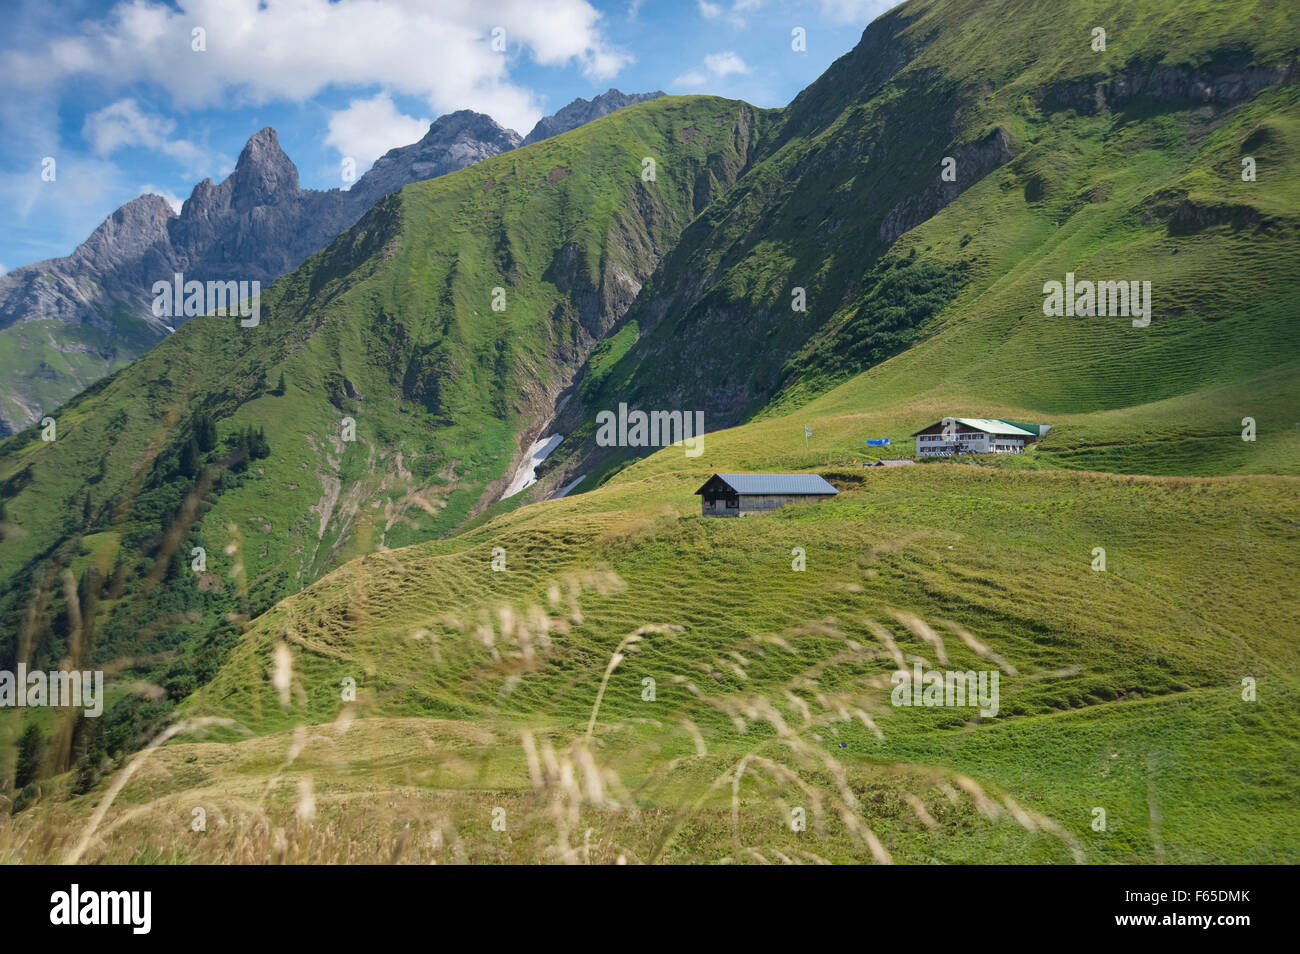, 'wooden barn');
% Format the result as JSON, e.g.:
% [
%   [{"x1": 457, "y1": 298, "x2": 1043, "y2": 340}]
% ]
[{"x1": 695, "y1": 473, "x2": 838, "y2": 517}]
